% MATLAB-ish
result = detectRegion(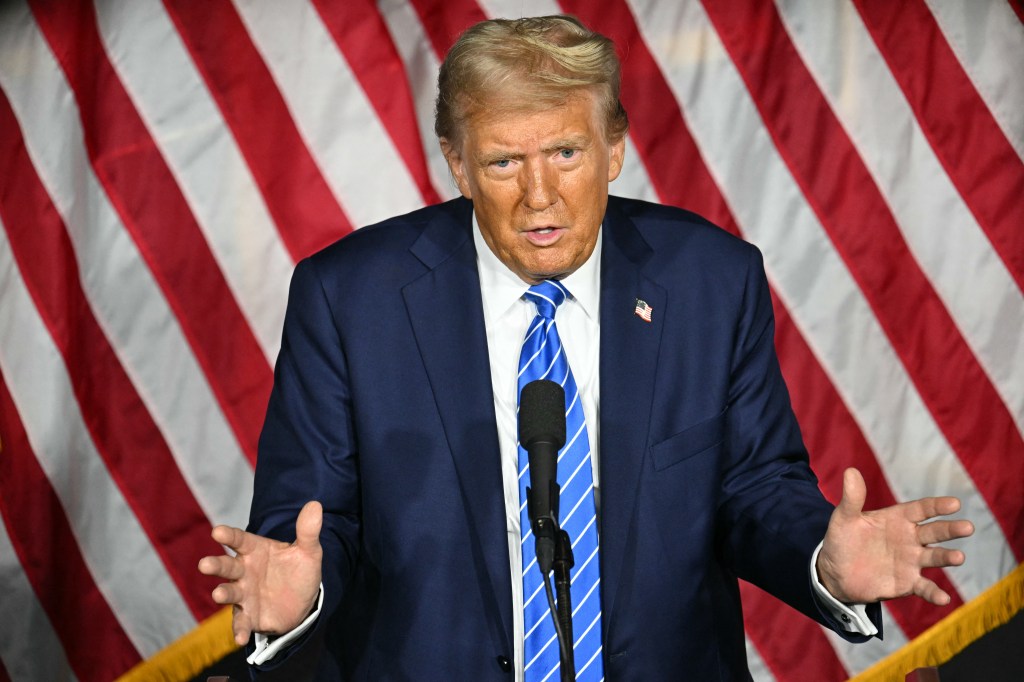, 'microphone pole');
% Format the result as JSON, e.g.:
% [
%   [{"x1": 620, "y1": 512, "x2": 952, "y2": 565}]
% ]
[
  {"x1": 553, "y1": 528, "x2": 575, "y2": 680},
  {"x1": 520, "y1": 380, "x2": 575, "y2": 682}
]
